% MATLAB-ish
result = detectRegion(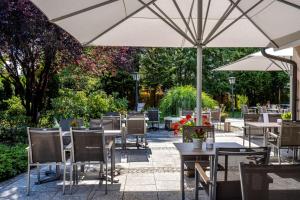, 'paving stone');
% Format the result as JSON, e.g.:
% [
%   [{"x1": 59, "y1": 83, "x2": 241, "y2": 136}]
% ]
[
  {"x1": 126, "y1": 176, "x2": 155, "y2": 186},
  {"x1": 91, "y1": 191, "x2": 123, "y2": 200},
  {"x1": 124, "y1": 185, "x2": 157, "y2": 192},
  {"x1": 123, "y1": 191, "x2": 158, "y2": 200}
]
